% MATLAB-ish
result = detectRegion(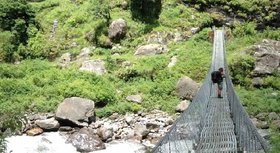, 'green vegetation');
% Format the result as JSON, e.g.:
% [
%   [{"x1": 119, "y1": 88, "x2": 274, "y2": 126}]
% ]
[
  {"x1": 0, "y1": 0, "x2": 279, "y2": 151},
  {"x1": 183, "y1": 0, "x2": 279, "y2": 27},
  {"x1": 131, "y1": 0, "x2": 162, "y2": 23}
]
